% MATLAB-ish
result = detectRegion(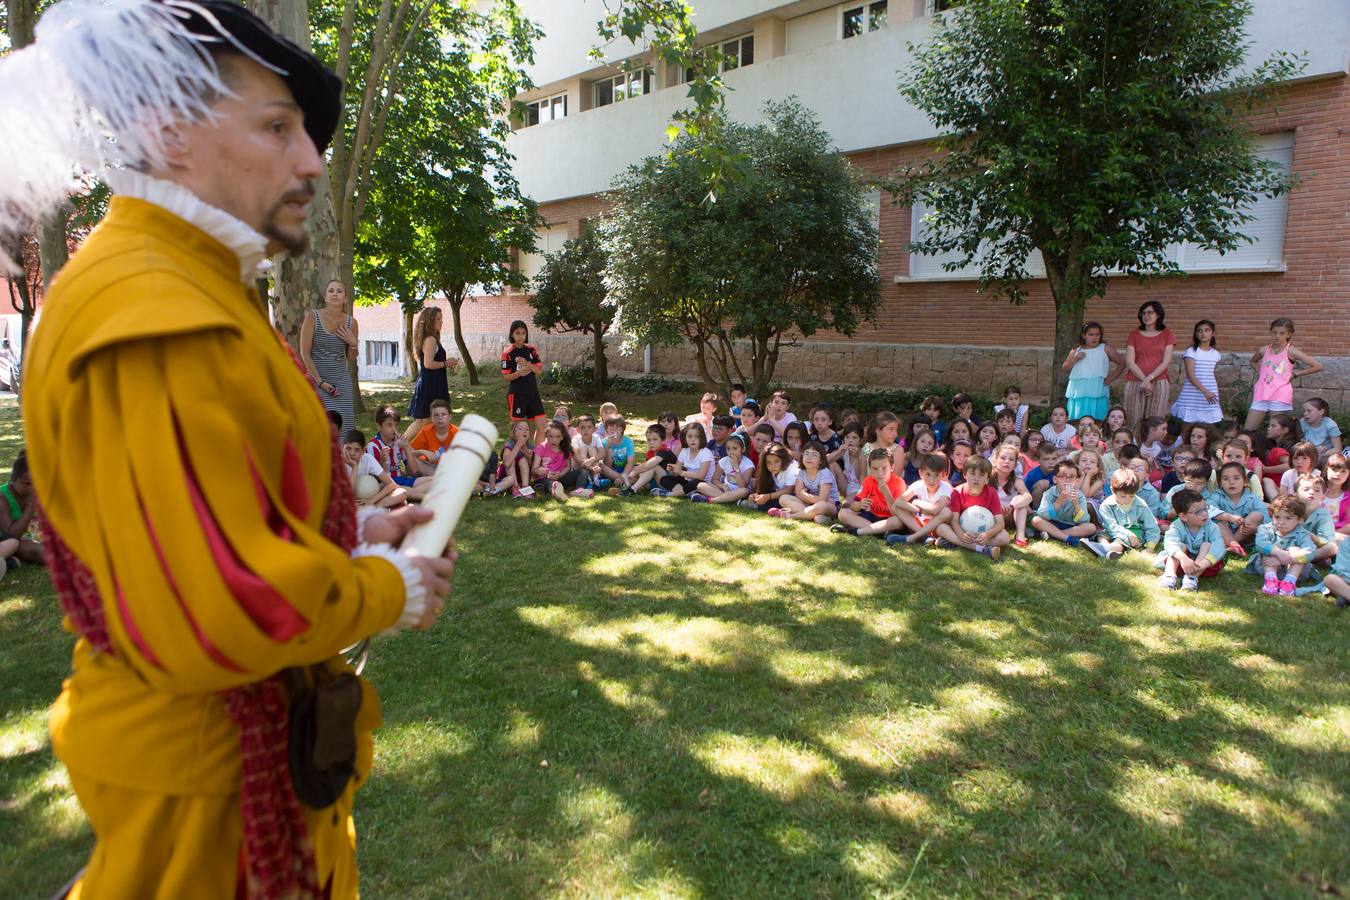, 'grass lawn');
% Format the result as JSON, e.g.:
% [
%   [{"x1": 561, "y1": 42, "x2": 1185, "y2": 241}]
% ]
[{"x1": 2, "y1": 371, "x2": 1348, "y2": 897}]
